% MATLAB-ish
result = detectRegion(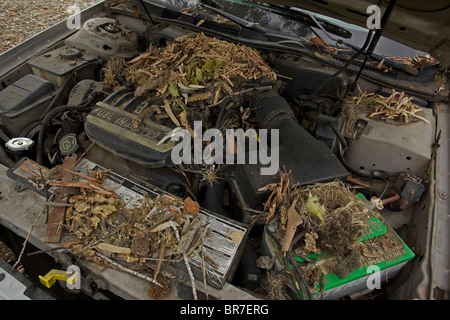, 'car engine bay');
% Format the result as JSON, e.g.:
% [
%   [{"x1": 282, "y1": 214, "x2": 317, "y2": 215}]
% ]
[{"x1": 0, "y1": 0, "x2": 448, "y2": 301}]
